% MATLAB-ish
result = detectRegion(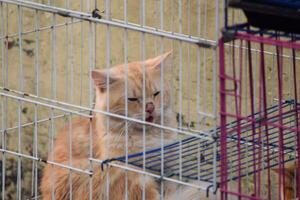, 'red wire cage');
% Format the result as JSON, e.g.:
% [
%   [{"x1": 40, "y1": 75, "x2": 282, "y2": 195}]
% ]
[{"x1": 219, "y1": 32, "x2": 300, "y2": 200}]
